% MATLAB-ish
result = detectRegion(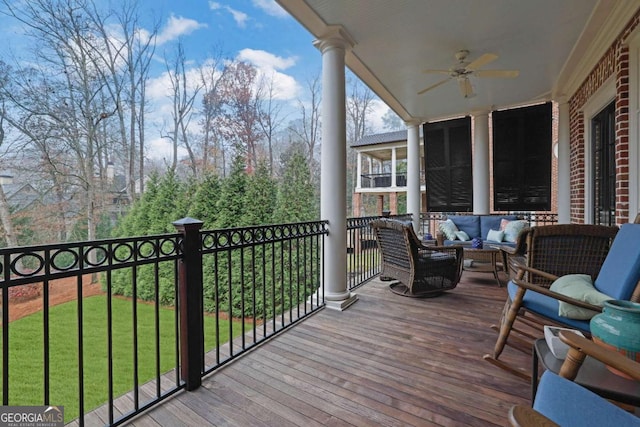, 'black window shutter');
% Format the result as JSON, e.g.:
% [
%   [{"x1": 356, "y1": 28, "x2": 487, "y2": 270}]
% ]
[
  {"x1": 423, "y1": 117, "x2": 472, "y2": 212},
  {"x1": 493, "y1": 102, "x2": 552, "y2": 211}
]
